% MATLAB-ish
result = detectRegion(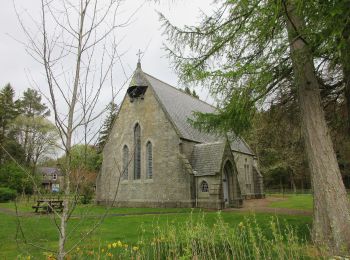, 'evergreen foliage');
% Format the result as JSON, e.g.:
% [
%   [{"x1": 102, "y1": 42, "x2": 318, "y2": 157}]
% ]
[
  {"x1": 0, "y1": 84, "x2": 56, "y2": 195},
  {"x1": 0, "y1": 84, "x2": 21, "y2": 164},
  {"x1": 180, "y1": 86, "x2": 199, "y2": 98},
  {"x1": 160, "y1": 0, "x2": 349, "y2": 137},
  {"x1": 0, "y1": 162, "x2": 33, "y2": 194},
  {"x1": 0, "y1": 187, "x2": 17, "y2": 202},
  {"x1": 161, "y1": 0, "x2": 350, "y2": 252},
  {"x1": 97, "y1": 102, "x2": 118, "y2": 151}
]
